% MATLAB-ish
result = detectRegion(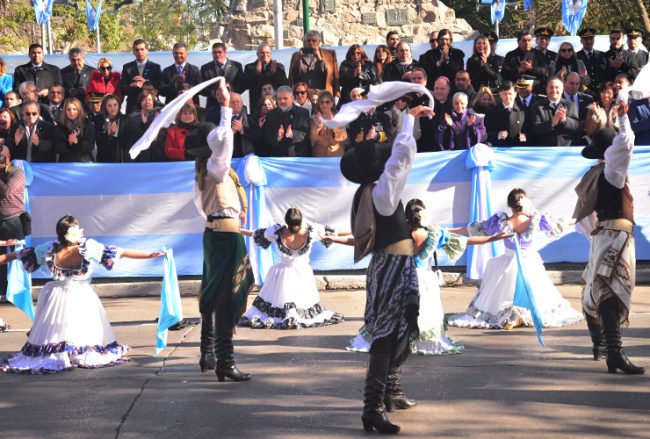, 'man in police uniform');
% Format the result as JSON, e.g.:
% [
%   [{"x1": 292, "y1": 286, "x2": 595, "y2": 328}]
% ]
[
  {"x1": 535, "y1": 27, "x2": 557, "y2": 71},
  {"x1": 576, "y1": 27, "x2": 608, "y2": 93},
  {"x1": 626, "y1": 28, "x2": 648, "y2": 69},
  {"x1": 604, "y1": 29, "x2": 640, "y2": 82}
]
